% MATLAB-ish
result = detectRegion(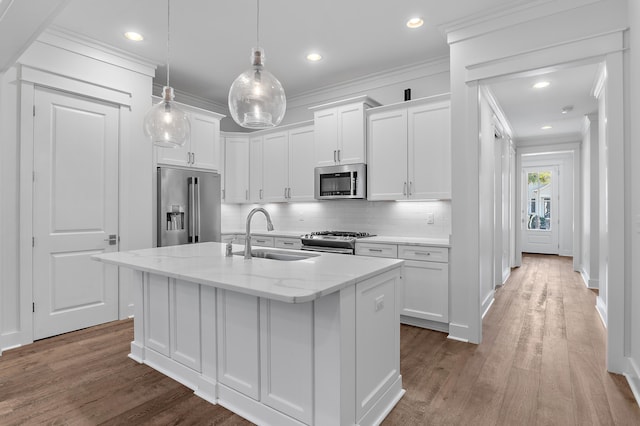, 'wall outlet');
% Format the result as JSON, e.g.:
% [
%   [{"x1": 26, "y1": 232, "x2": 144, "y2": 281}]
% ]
[{"x1": 426, "y1": 212, "x2": 435, "y2": 224}]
